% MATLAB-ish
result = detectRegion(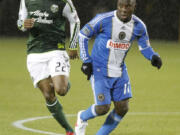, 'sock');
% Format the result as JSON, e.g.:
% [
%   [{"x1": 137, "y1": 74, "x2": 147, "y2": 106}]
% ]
[
  {"x1": 96, "y1": 109, "x2": 122, "y2": 135},
  {"x1": 46, "y1": 99, "x2": 73, "y2": 132},
  {"x1": 81, "y1": 104, "x2": 97, "y2": 121}
]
